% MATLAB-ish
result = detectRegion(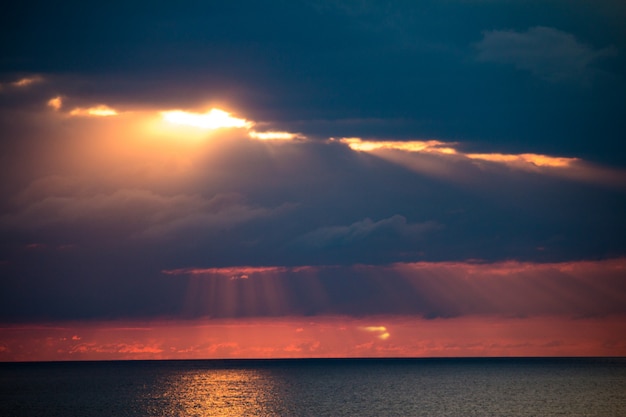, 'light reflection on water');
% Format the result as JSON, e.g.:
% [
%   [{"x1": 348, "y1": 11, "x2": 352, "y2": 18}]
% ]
[{"x1": 155, "y1": 369, "x2": 280, "y2": 417}]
